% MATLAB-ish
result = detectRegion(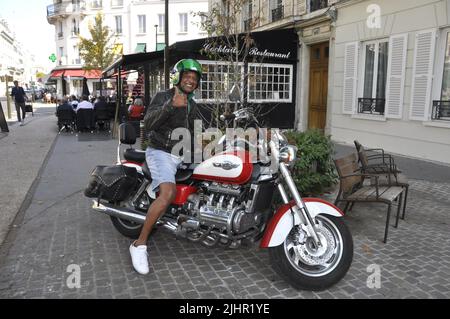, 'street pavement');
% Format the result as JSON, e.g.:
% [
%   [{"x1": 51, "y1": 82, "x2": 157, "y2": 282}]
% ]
[{"x1": 0, "y1": 113, "x2": 450, "y2": 299}]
